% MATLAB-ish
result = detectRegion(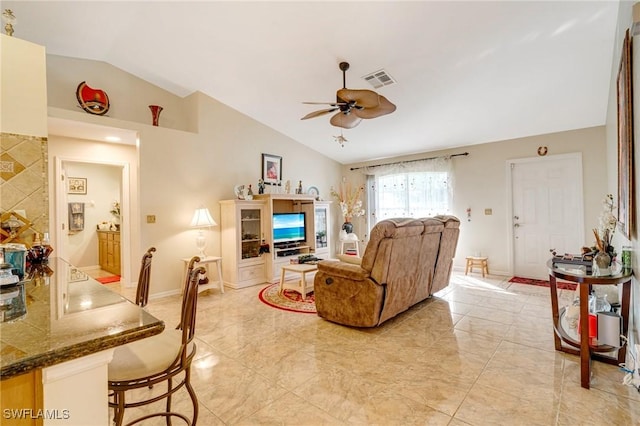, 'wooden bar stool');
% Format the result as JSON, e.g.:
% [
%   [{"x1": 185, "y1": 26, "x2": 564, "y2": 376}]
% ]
[{"x1": 465, "y1": 256, "x2": 489, "y2": 277}]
